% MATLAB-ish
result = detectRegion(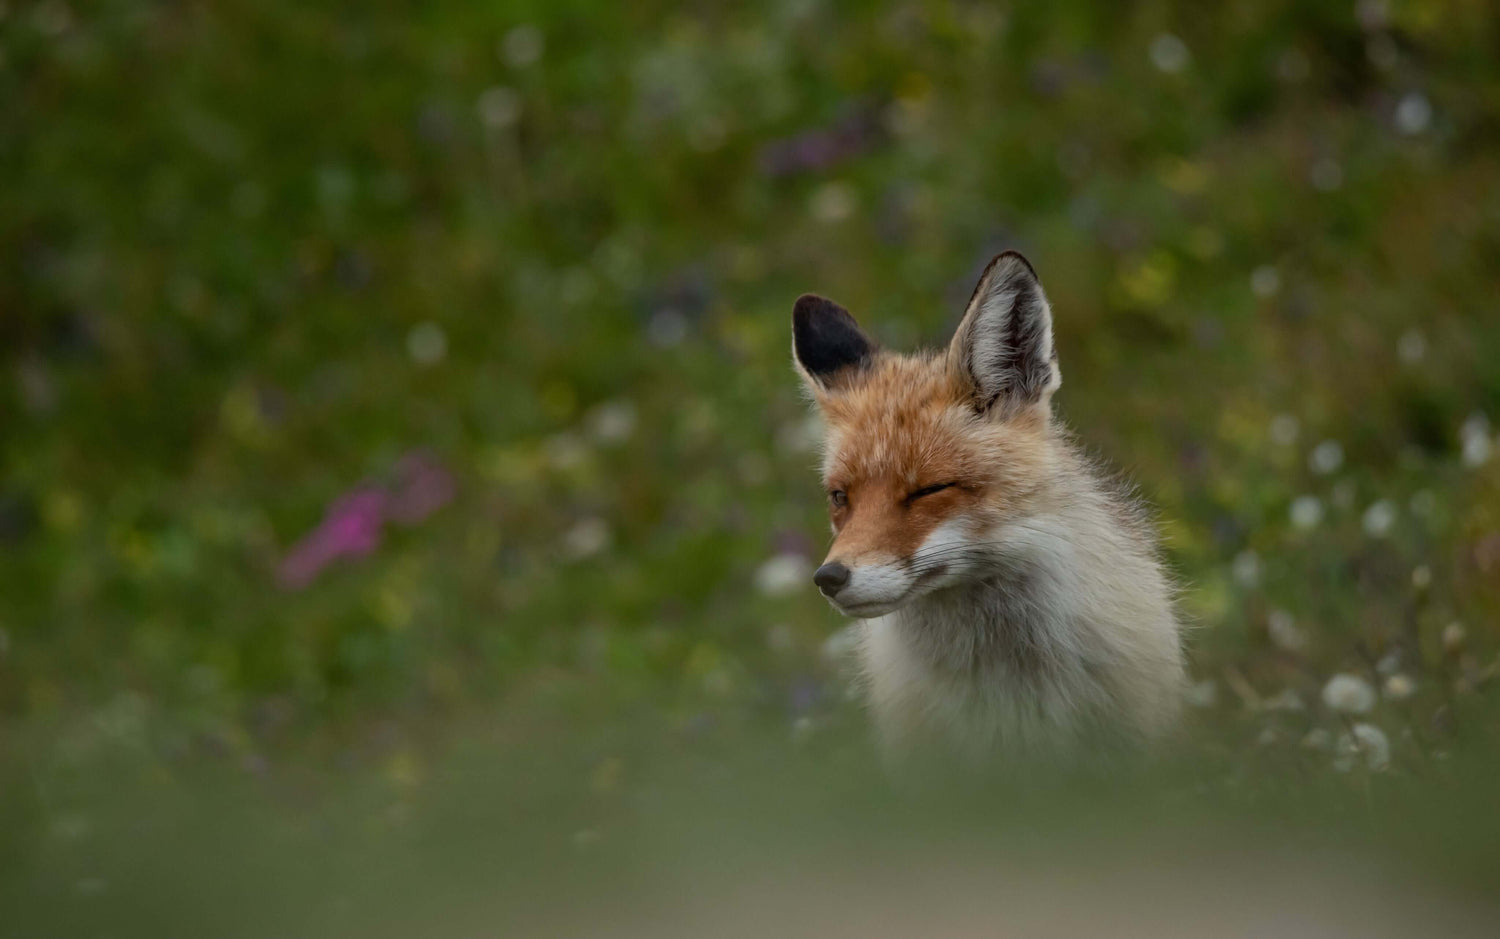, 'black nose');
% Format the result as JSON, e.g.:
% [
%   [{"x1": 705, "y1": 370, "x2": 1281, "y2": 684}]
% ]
[{"x1": 813, "y1": 562, "x2": 851, "y2": 594}]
